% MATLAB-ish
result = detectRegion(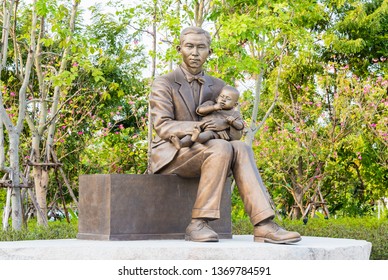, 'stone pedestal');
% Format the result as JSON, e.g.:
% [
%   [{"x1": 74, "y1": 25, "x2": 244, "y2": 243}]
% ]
[
  {"x1": 77, "y1": 174, "x2": 232, "y2": 240},
  {"x1": 0, "y1": 236, "x2": 372, "y2": 260}
]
